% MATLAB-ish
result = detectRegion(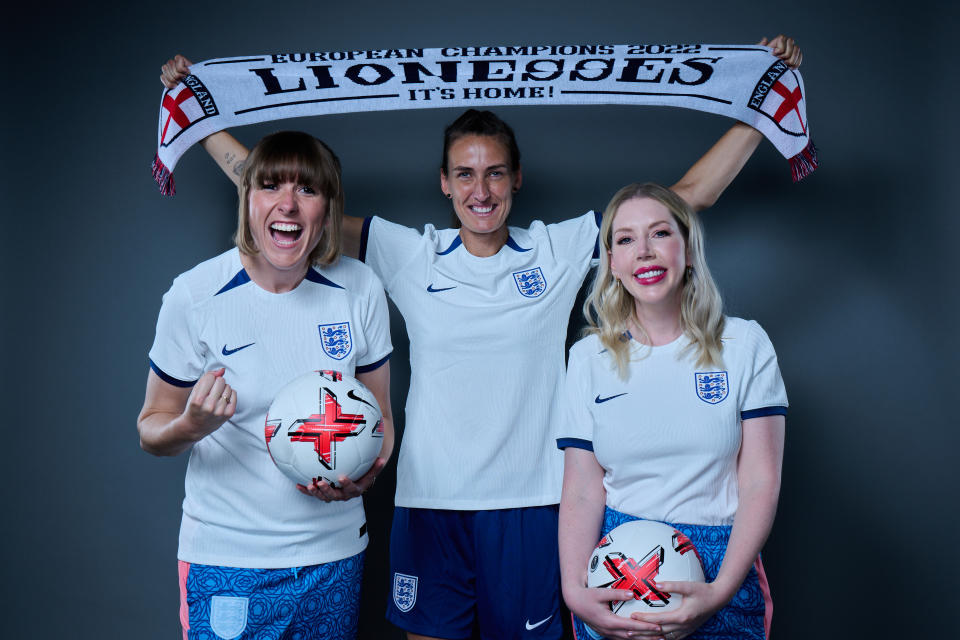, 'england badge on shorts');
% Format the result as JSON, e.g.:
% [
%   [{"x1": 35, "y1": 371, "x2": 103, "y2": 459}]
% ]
[
  {"x1": 209, "y1": 595, "x2": 248, "y2": 639},
  {"x1": 319, "y1": 322, "x2": 353, "y2": 360},
  {"x1": 513, "y1": 267, "x2": 547, "y2": 298},
  {"x1": 393, "y1": 573, "x2": 418, "y2": 613},
  {"x1": 695, "y1": 372, "x2": 729, "y2": 404}
]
